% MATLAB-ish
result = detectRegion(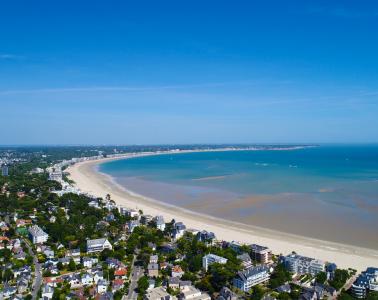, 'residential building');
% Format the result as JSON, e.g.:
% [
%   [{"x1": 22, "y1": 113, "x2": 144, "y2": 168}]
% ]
[
  {"x1": 179, "y1": 281, "x2": 192, "y2": 291},
  {"x1": 148, "y1": 263, "x2": 159, "y2": 277},
  {"x1": 250, "y1": 244, "x2": 272, "y2": 264},
  {"x1": 67, "y1": 248, "x2": 80, "y2": 257},
  {"x1": 169, "y1": 277, "x2": 180, "y2": 289},
  {"x1": 1, "y1": 286, "x2": 17, "y2": 298},
  {"x1": 93, "y1": 271, "x2": 104, "y2": 284},
  {"x1": 81, "y1": 273, "x2": 93, "y2": 285},
  {"x1": 351, "y1": 267, "x2": 378, "y2": 298},
  {"x1": 171, "y1": 265, "x2": 184, "y2": 278},
  {"x1": 0, "y1": 236, "x2": 10, "y2": 249},
  {"x1": 155, "y1": 215, "x2": 166, "y2": 231},
  {"x1": 49, "y1": 171, "x2": 62, "y2": 181},
  {"x1": 217, "y1": 287, "x2": 238, "y2": 300},
  {"x1": 144, "y1": 286, "x2": 177, "y2": 300},
  {"x1": 87, "y1": 238, "x2": 112, "y2": 253},
  {"x1": 1, "y1": 164, "x2": 8, "y2": 176},
  {"x1": 237, "y1": 253, "x2": 253, "y2": 269},
  {"x1": 173, "y1": 222, "x2": 186, "y2": 239},
  {"x1": 43, "y1": 247, "x2": 54, "y2": 258},
  {"x1": 16, "y1": 219, "x2": 32, "y2": 227},
  {"x1": 17, "y1": 278, "x2": 29, "y2": 294},
  {"x1": 326, "y1": 263, "x2": 337, "y2": 280},
  {"x1": 112, "y1": 279, "x2": 125, "y2": 292},
  {"x1": 88, "y1": 200, "x2": 100, "y2": 209},
  {"x1": 28, "y1": 225, "x2": 49, "y2": 244},
  {"x1": 150, "y1": 255, "x2": 159, "y2": 264},
  {"x1": 229, "y1": 241, "x2": 243, "y2": 254},
  {"x1": 121, "y1": 208, "x2": 139, "y2": 219},
  {"x1": 233, "y1": 265, "x2": 271, "y2": 292},
  {"x1": 179, "y1": 285, "x2": 211, "y2": 300},
  {"x1": 127, "y1": 219, "x2": 140, "y2": 233},
  {"x1": 114, "y1": 267, "x2": 127, "y2": 279},
  {"x1": 106, "y1": 257, "x2": 123, "y2": 268},
  {"x1": 197, "y1": 230, "x2": 216, "y2": 245},
  {"x1": 202, "y1": 254, "x2": 228, "y2": 271},
  {"x1": 82, "y1": 257, "x2": 93, "y2": 268},
  {"x1": 276, "y1": 284, "x2": 291, "y2": 294},
  {"x1": 282, "y1": 253, "x2": 325, "y2": 276},
  {"x1": 97, "y1": 279, "x2": 108, "y2": 294},
  {"x1": 41, "y1": 284, "x2": 54, "y2": 299},
  {"x1": 141, "y1": 214, "x2": 154, "y2": 225}
]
